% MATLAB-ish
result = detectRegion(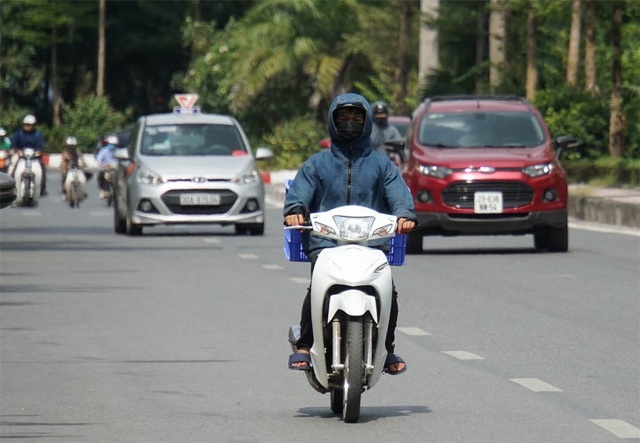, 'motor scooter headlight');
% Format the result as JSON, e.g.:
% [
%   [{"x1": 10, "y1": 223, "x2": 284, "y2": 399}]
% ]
[{"x1": 333, "y1": 216, "x2": 374, "y2": 241}]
